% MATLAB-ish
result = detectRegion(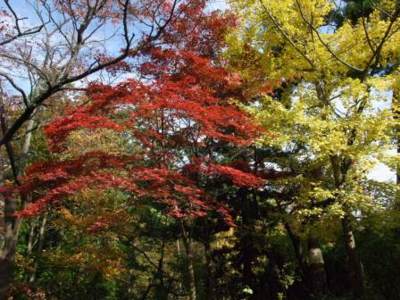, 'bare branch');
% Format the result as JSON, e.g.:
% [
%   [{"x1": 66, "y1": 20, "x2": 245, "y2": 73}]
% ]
[
  {"x1": 0, "y1": 0, "x2": 179, "y2": 148},
  {"x1": 0, "y1": 72, "x2": 28, "y2": 106},
  {"x1": 0, "y1": 0, "x2": 45, "y2": 46}
]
